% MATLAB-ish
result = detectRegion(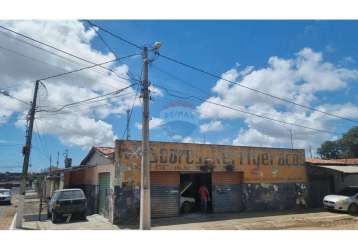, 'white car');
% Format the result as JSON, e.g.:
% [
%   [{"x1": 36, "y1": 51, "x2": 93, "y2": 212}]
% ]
[
  {"x1": 323, "y1": 186, "x2": 358, "y2": 214},
  {"x1": 180, "y1": 182, "x2": 196, "y2": 213},
  {"x1": 0, "y1": 188, "x2": 12, "y2": 205}
]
